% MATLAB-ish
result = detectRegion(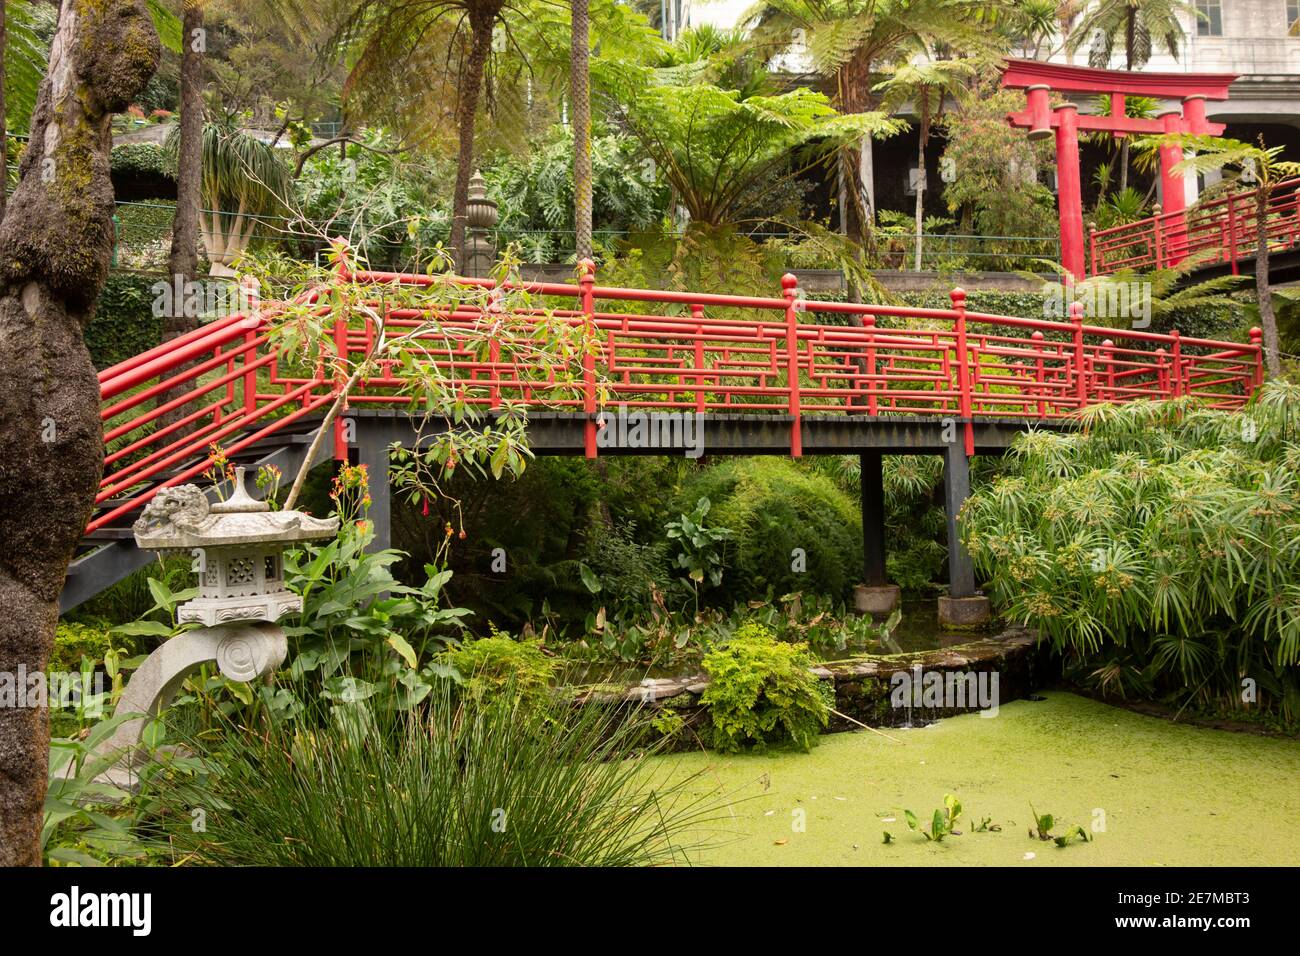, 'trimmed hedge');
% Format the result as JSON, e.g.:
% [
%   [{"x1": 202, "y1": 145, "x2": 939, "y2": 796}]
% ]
[{"x1": 678, "y1": 458, "x2": 862, "y2": 603}]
